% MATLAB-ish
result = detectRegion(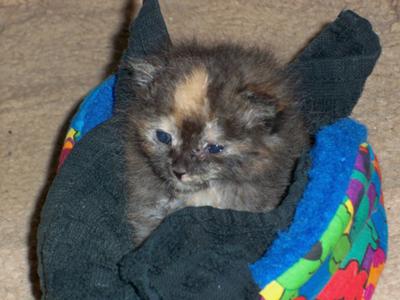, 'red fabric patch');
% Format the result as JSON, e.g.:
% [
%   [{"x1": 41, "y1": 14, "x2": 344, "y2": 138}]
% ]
[{"x1": 317, "y1": 260, "x2": 368, "y2": 300}]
